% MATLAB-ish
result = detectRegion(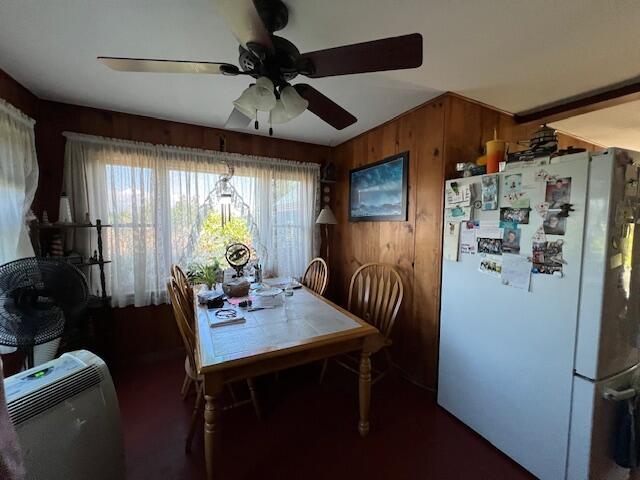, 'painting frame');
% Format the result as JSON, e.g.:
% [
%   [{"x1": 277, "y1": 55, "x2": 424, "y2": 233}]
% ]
[{"x1": 348, "y1": 152, "x2": 409, "y2": 222}]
